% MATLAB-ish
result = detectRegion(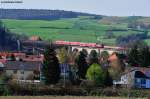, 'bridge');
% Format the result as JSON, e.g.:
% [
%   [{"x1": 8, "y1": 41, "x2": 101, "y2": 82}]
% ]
[{"x1": 20, "y1": 40, "x2": 127, "y2": 55}]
